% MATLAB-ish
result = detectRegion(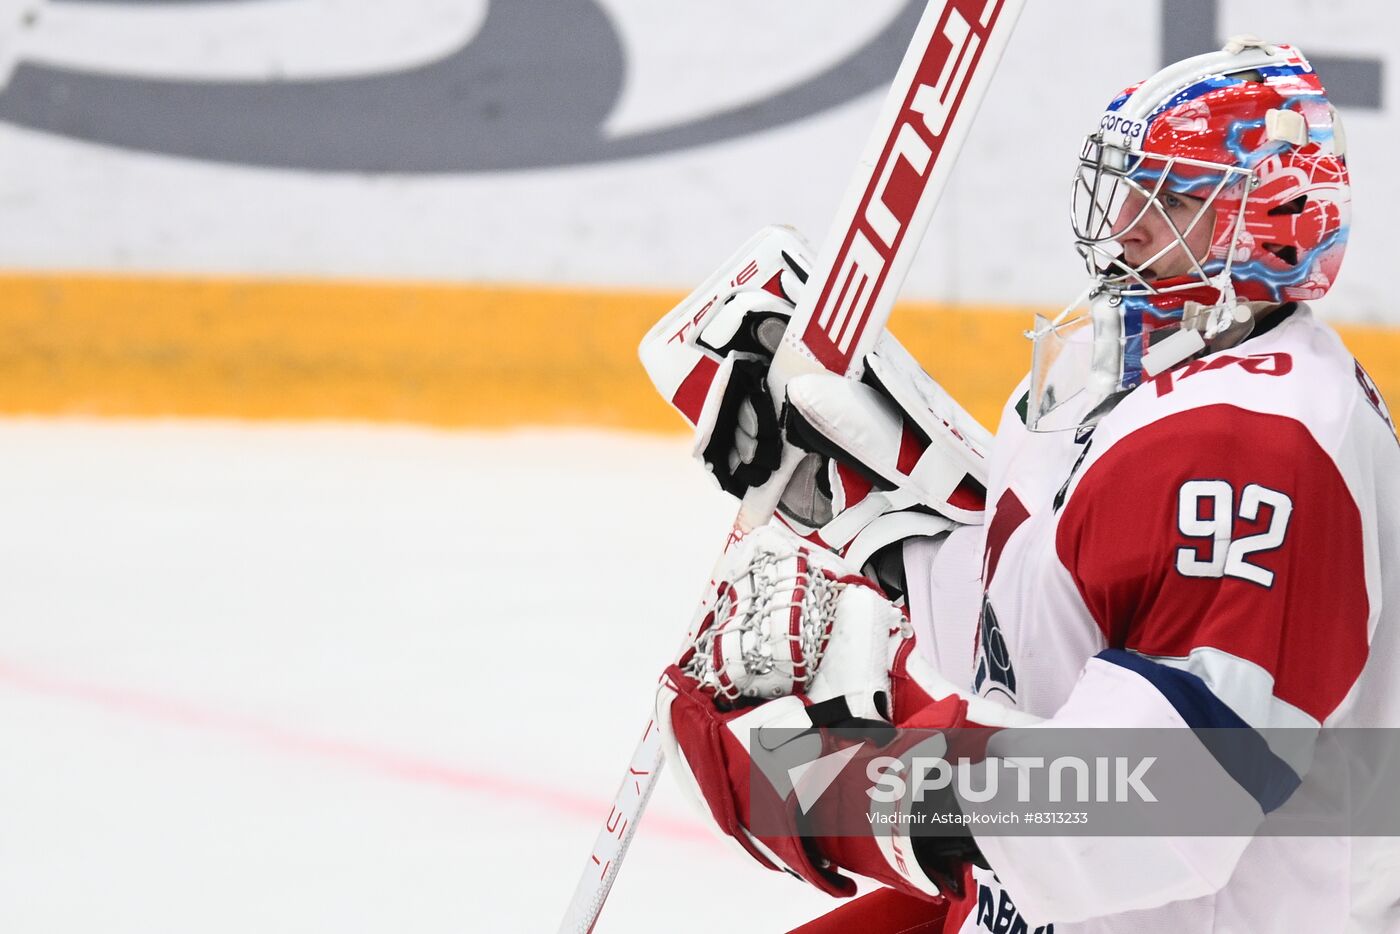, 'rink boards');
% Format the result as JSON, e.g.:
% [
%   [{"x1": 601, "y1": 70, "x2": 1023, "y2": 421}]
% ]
[
  {"x1": 1, "y1": 0, "x2": 1397, "y2": 431},
  {"x1": 1, "y1": 272, "x2": 1397, "y2": 434}
]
